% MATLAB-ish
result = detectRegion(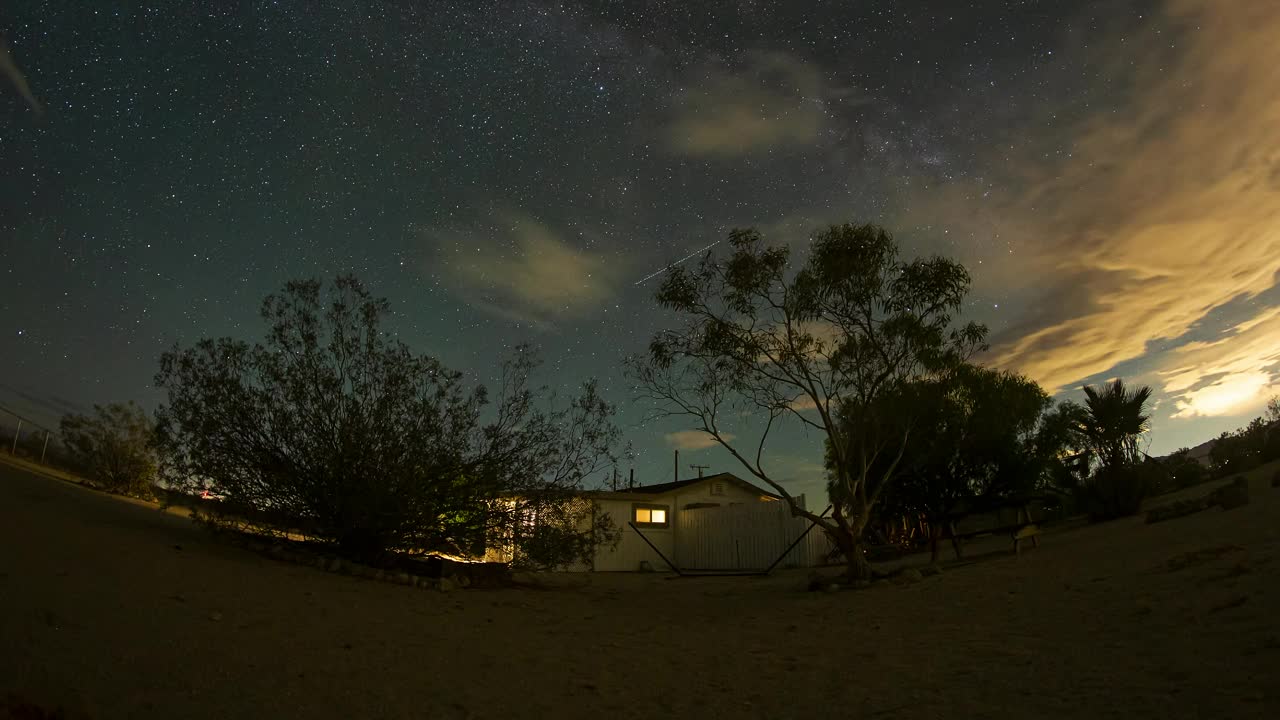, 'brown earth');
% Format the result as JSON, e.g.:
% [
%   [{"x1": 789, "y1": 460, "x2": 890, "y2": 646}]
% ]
[{"x1": 2, "y1": 459, "x2": 1278, "y2": 719}]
